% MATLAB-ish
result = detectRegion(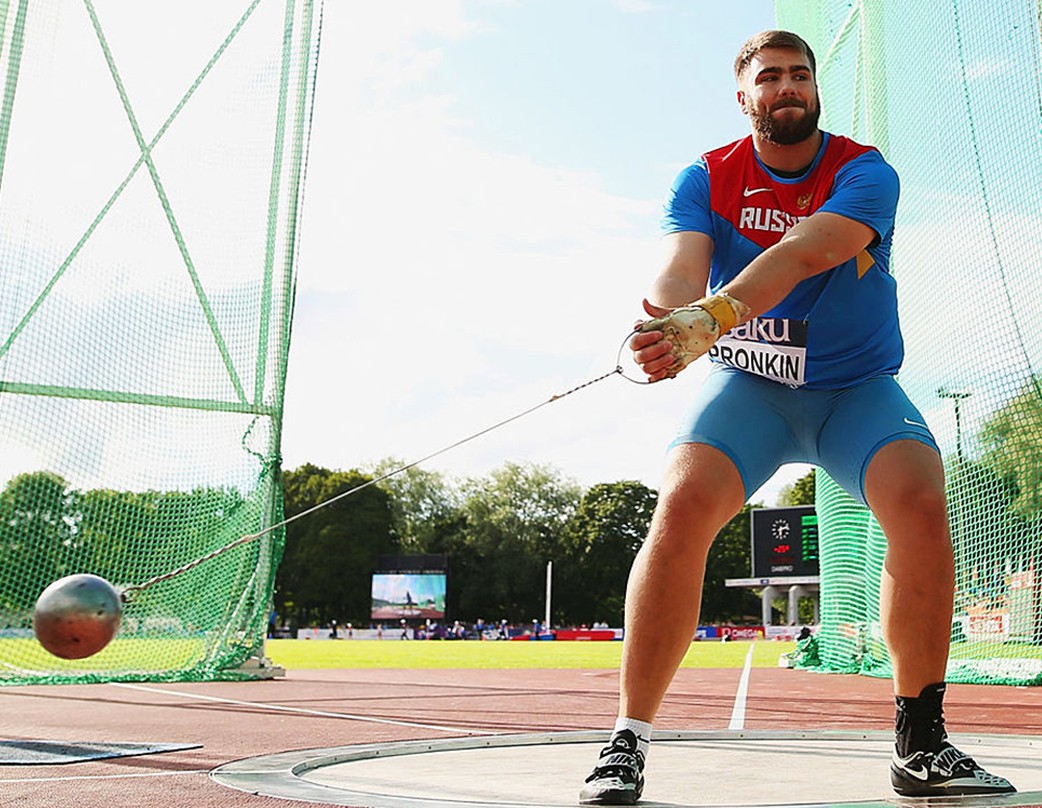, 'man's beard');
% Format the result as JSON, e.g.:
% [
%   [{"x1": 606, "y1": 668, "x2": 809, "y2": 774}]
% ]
[{"x1": 751, "y1": 99, "x2": 821, "y2": 145}]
